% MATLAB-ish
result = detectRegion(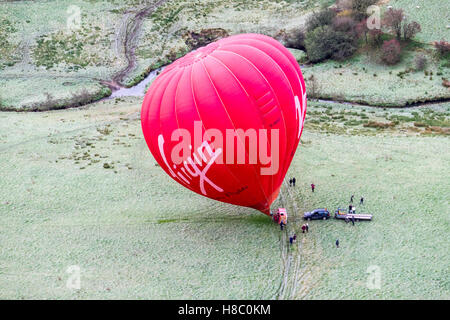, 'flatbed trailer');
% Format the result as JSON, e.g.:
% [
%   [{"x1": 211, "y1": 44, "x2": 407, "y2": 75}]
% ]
[{"x1": 335, "y1": 209, "x2": 372, "y2": 221}]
